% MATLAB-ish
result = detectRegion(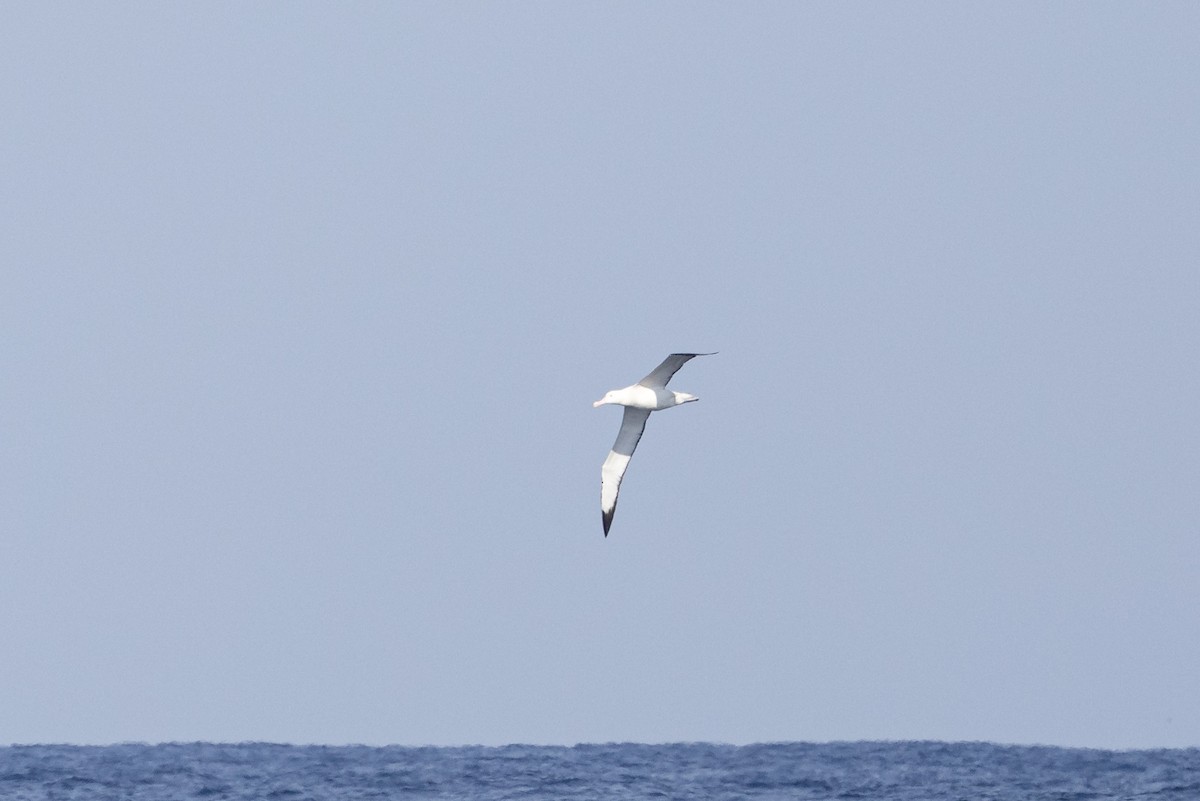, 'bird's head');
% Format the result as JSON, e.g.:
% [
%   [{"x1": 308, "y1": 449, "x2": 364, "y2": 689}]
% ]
[{"x1": 593, "y1": 390, "x2": 618, "y2": 408}]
